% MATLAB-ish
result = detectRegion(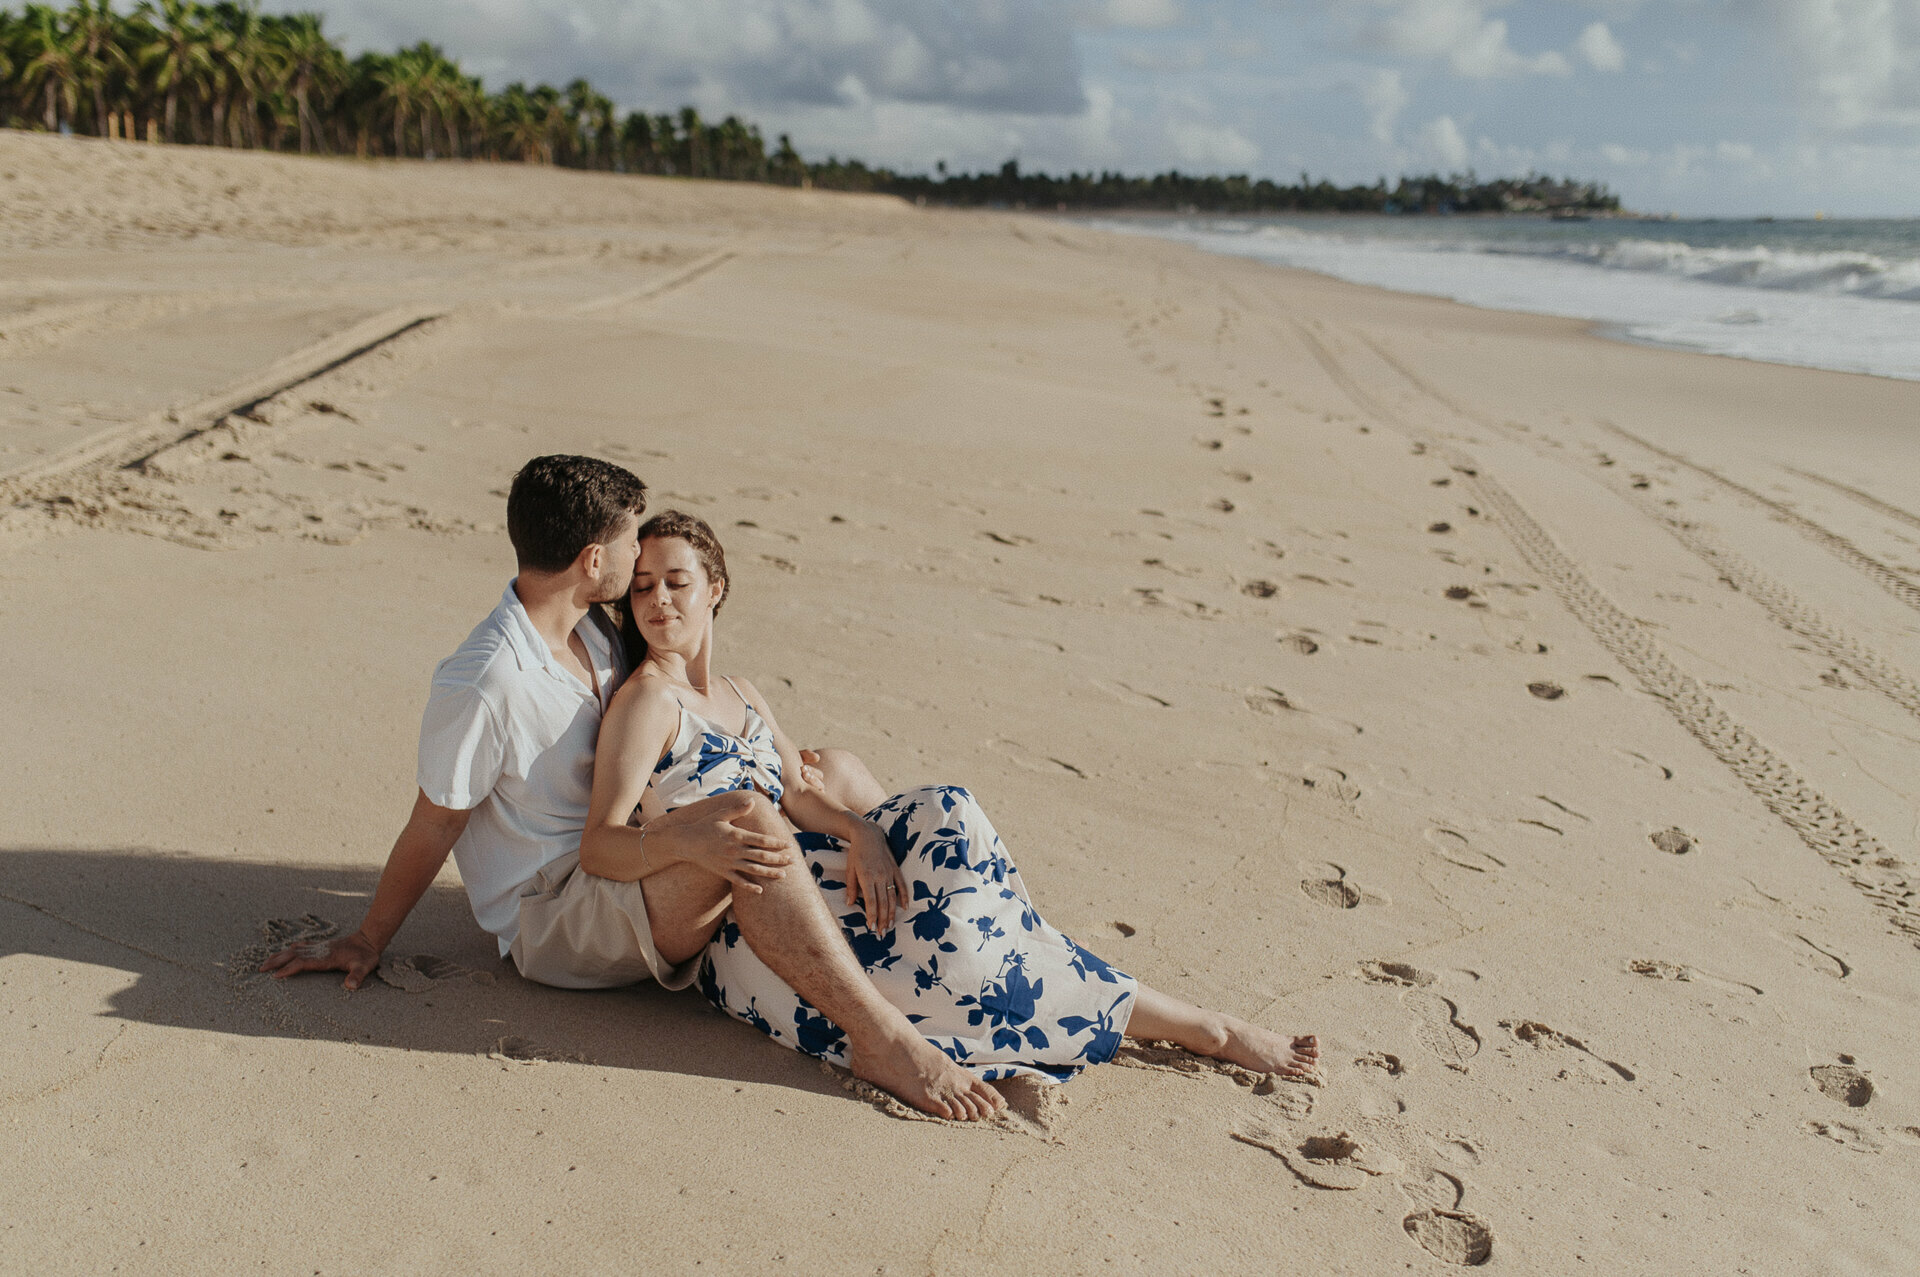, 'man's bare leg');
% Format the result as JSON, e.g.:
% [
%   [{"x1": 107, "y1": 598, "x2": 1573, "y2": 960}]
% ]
[
  {"x1": 1125, "y1": 984, "x2": 1320, "y2": 1077},
  {"x1": 804, "y1": 747, "x2": 888, "y2": 815},
  {"x1": 643, "y1": 795, "x2": 1005, "y2": 1120}
]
